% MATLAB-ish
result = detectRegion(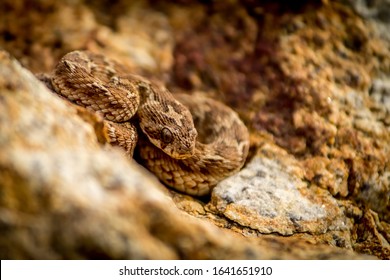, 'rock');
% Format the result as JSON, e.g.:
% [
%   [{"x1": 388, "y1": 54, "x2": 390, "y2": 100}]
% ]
[
  {"x1": 210, "y1": 156, "x2": 346, "y2": 235},
  {"x1": 347, "y1": 0, "x2": 390, "y2": 40},
  {"x1": 1, "y1": 0, "x2": 389, "y2": 260},
  {"x1": 0, "y1": 50, "x2": 173, "y2": 259},
  {"x1": 169, "y1": 0, "x2": 390, "y2": 255},
  {"x1": 1, "y1": 51, "x2": 371, "y2": 259}
]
